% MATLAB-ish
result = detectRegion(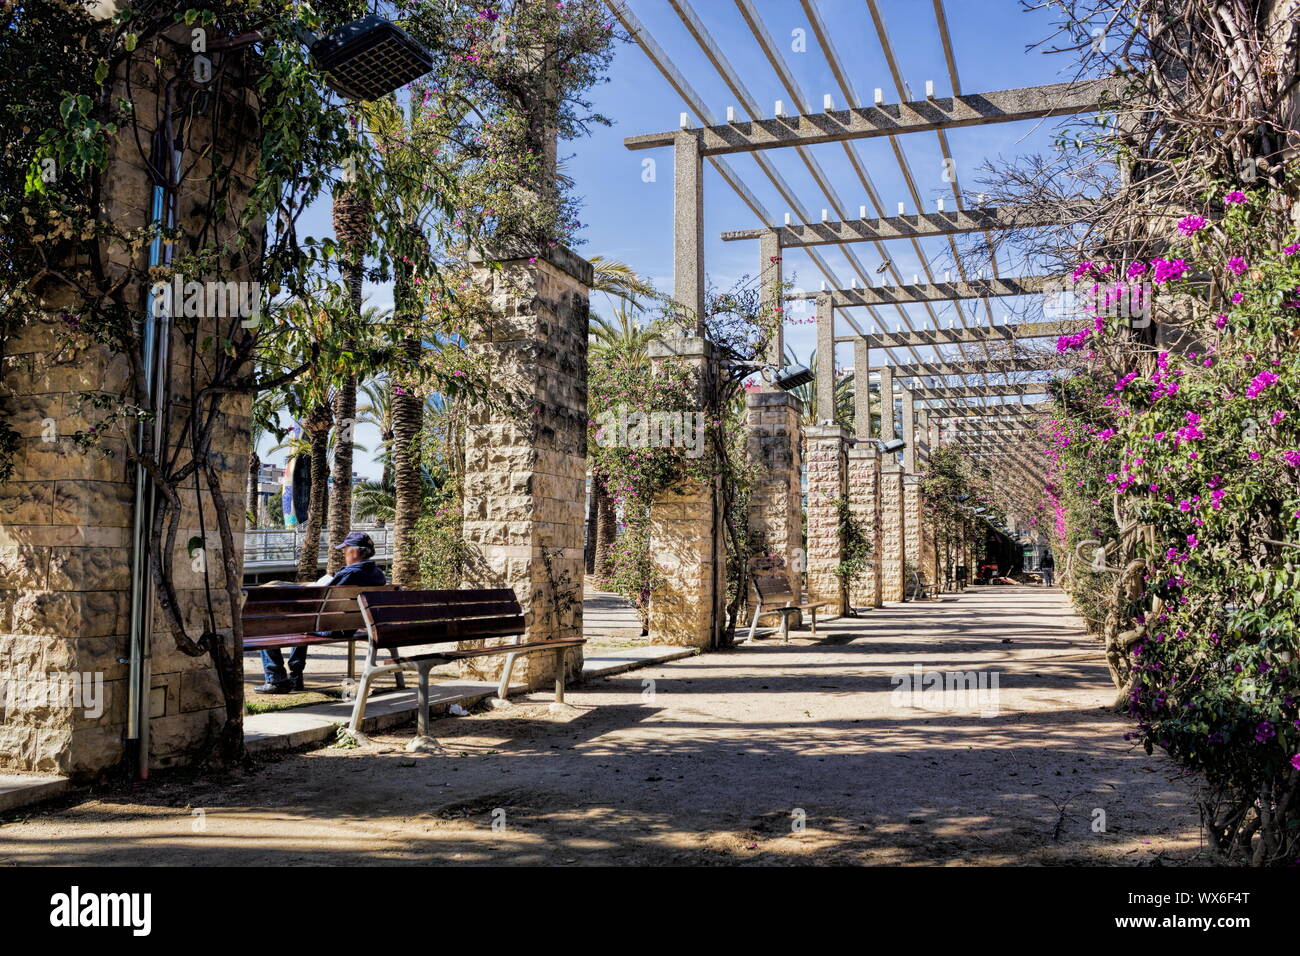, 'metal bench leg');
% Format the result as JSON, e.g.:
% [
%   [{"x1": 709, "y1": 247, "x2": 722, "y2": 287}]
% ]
[
  {"x1": 416, "y1": 662, "x2": 432, "y2": 737},
  {"x1": 497, "y1": 650, "x2": 521, "y2": 700},
  {"x1": 747, "y1": 603, "x2": 761, "y2": 643},
  {"x1": 347, "y1": 640, "x2": 356, "y2": 681},
  {"x1": 781, "y1": 610, "x2": 790, "y2": 644},
  {"x1": 348, "y1": 667, "x2": 375, "y2": 732},
  {"x1": 390, "y1": 650, "x2": 406, "y2": 690},
  {"x1": 810, "y1": 607, "x2": 817, "y2": 637},
  {"x1": 554, "y1": 648, "x2": 566, "y2": 703}
]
